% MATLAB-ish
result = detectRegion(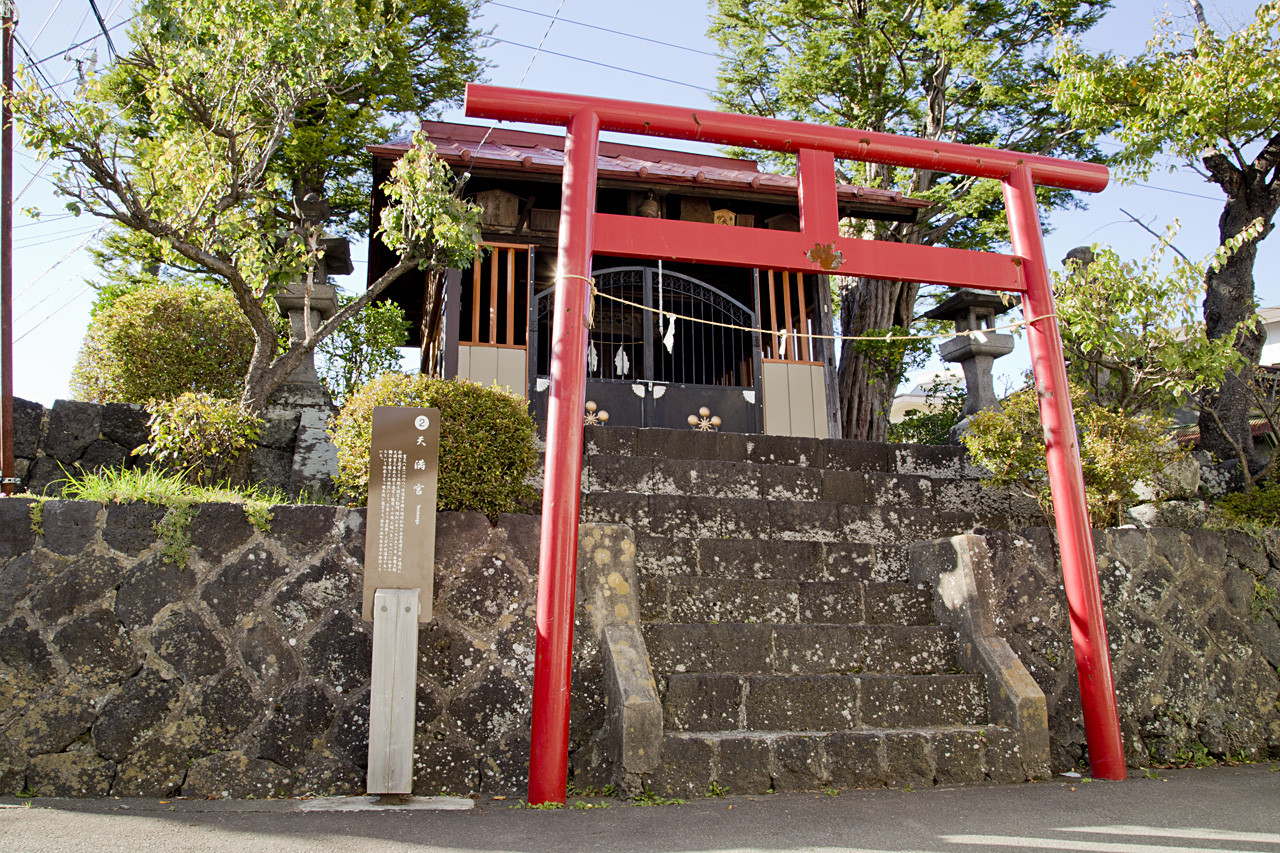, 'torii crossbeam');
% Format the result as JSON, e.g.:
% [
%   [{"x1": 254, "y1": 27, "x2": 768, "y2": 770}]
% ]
[{"x1": 464, "y1": 83, "x2": 1126, "y2": 803}]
